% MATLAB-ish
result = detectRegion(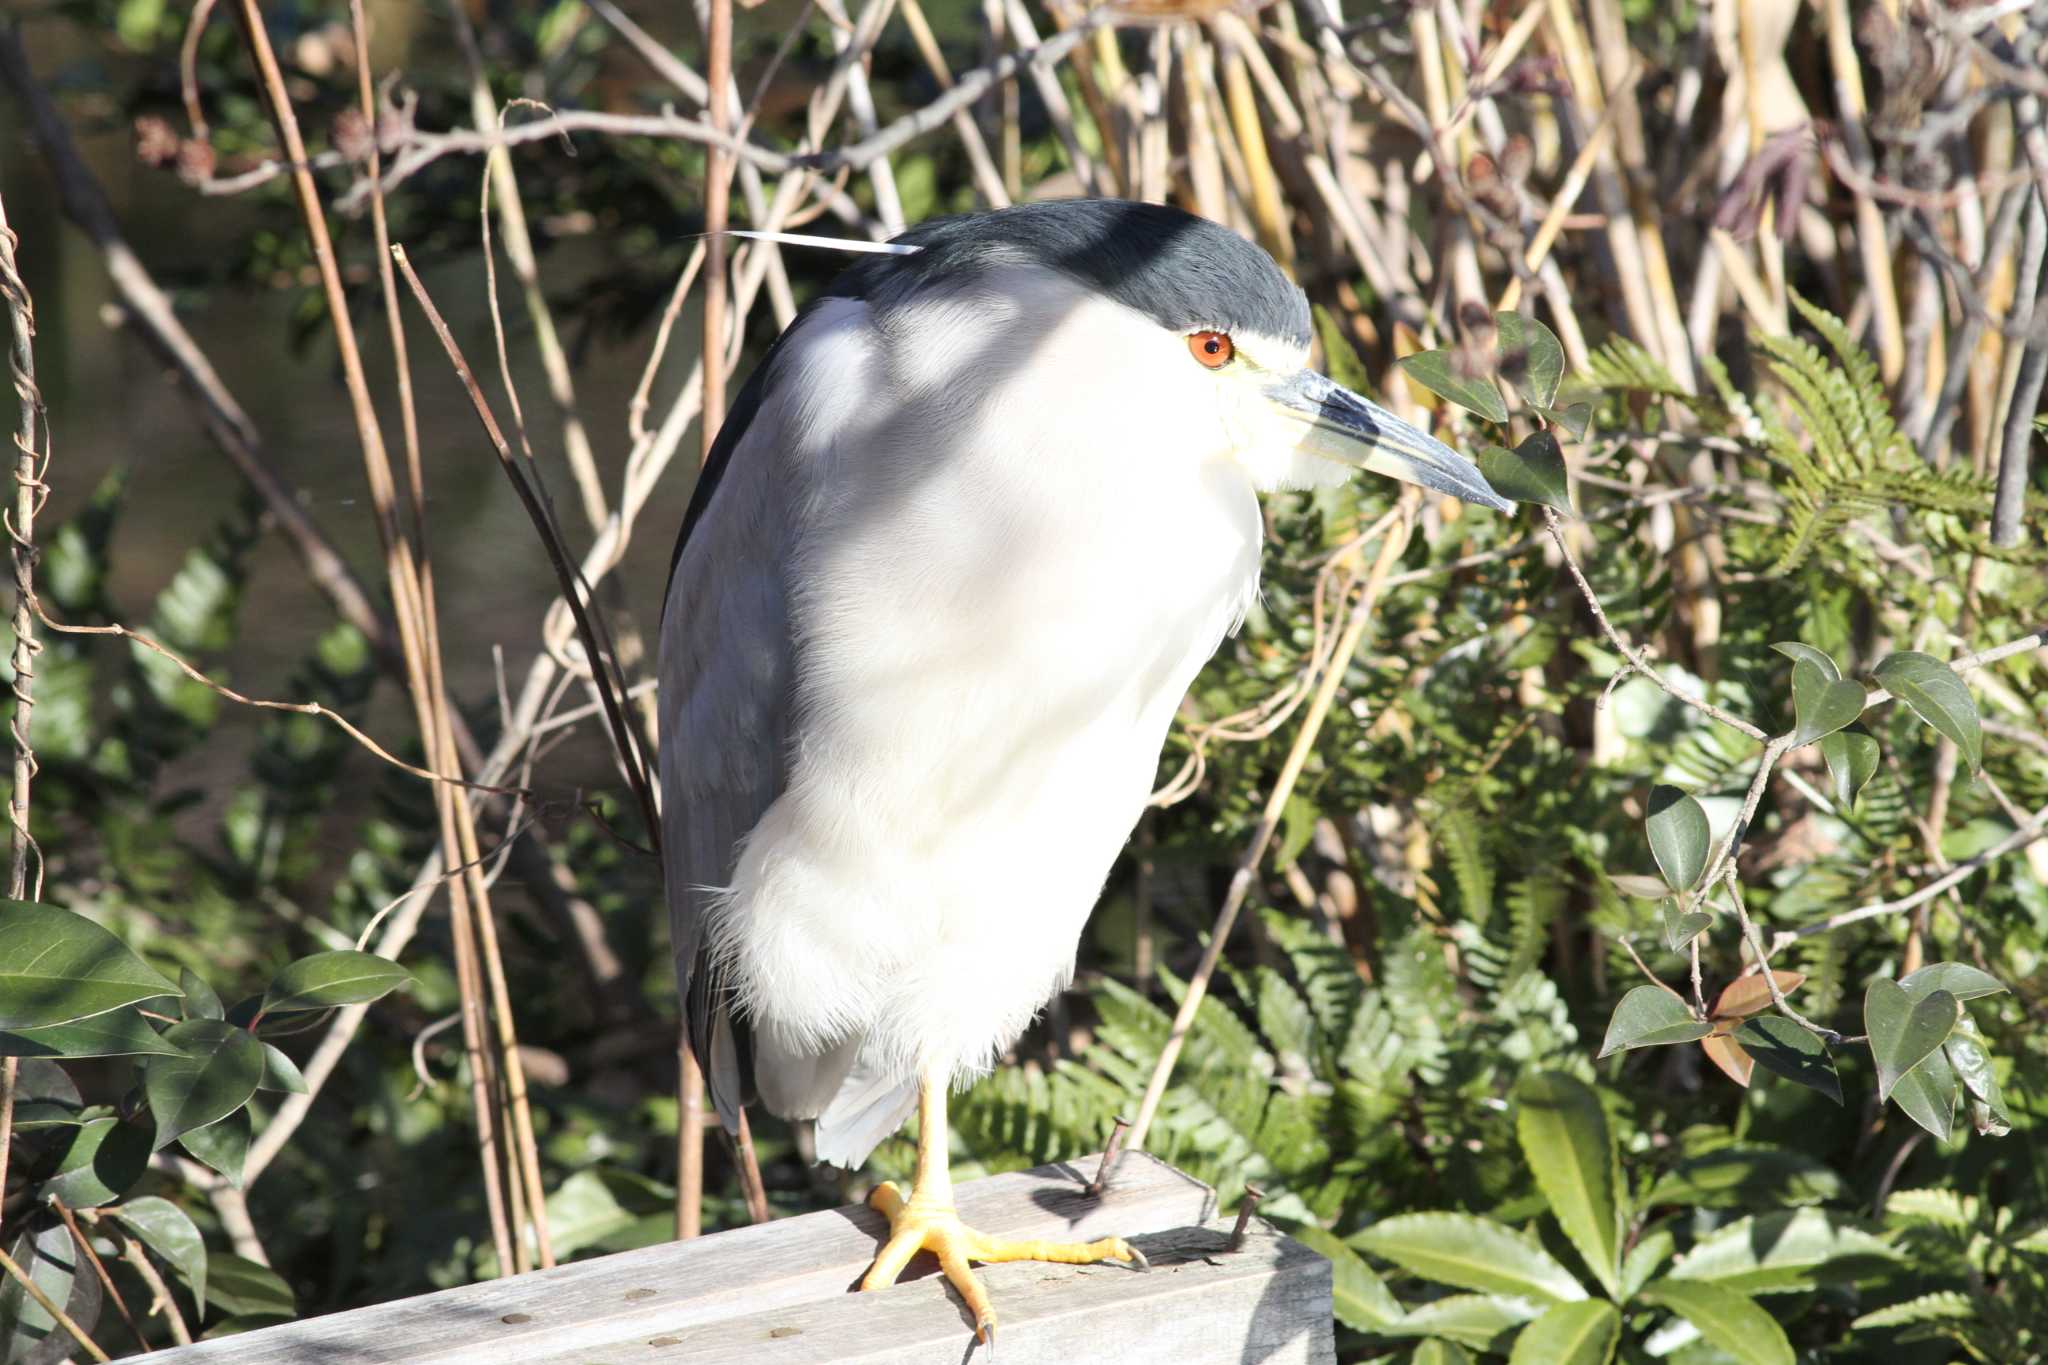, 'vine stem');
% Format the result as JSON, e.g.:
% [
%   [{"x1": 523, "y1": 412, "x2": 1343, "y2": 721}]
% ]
[
  {"x1": 1125, "y1": 499, "x2": 1412, "y2": 1158},
  {"x1": 0, "y1": 179, "x2": 44, "y2": 1242}
]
